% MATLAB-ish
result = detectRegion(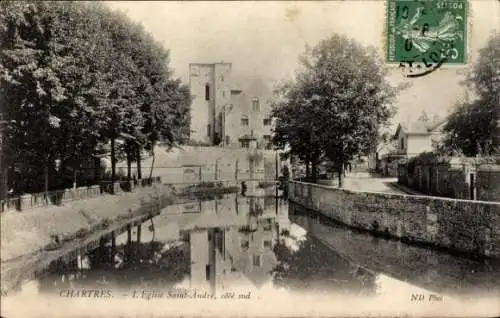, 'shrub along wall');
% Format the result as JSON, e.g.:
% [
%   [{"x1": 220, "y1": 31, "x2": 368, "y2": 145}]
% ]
[{"x1": 289, "y1": 181, "x2": 500, "y2": 258}]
